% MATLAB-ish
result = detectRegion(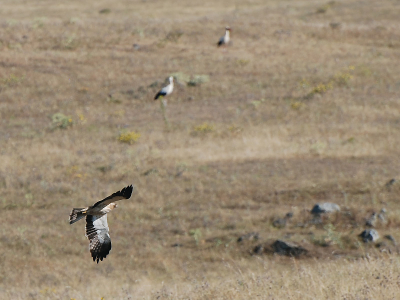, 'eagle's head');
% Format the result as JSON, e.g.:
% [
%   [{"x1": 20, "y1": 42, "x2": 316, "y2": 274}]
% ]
[{"x1": 105, "y1": 203, "x2": 118, "y2": 211}]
